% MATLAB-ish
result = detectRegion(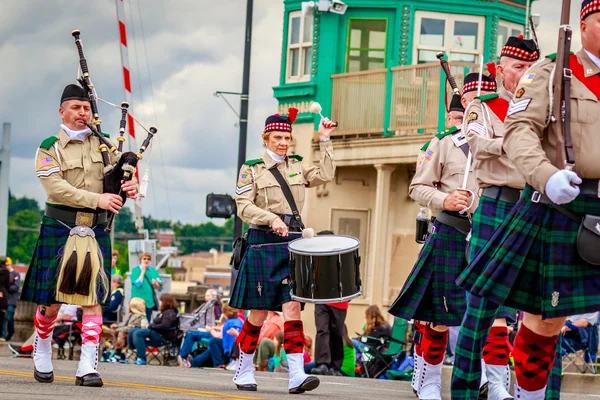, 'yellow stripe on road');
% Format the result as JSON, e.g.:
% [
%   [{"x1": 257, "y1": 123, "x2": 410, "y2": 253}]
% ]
[{"x1": 0, "y1": 370, "x2": 262, "y2": 400}]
